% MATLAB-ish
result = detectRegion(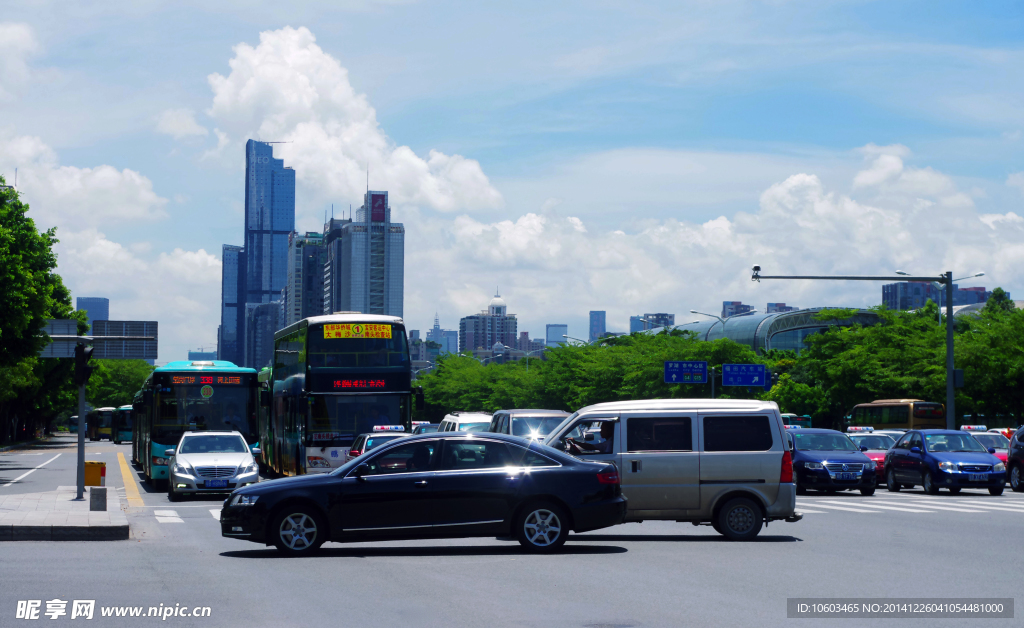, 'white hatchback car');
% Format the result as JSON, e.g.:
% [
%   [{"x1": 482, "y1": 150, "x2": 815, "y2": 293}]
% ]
[{"x1": 167, "y1": 431, "x2": 259, "y2": 501}]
